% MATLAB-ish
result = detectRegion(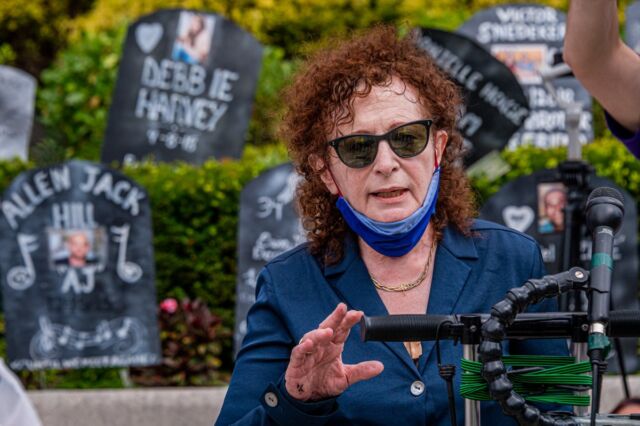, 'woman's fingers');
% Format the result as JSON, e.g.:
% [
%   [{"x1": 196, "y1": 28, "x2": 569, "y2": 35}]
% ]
[
  {"x1": 332, "y1": 309, "x2": 363, "y2": 344},
  {"x1": 289, "y1": 328, "x2": 334, "y2": 369},
  {"x1": 344, "y1": 361, "x2": 384, "y2": 386},
  {"x1": 318, "y1": 303, "x2": 348, "y2": 330}
]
